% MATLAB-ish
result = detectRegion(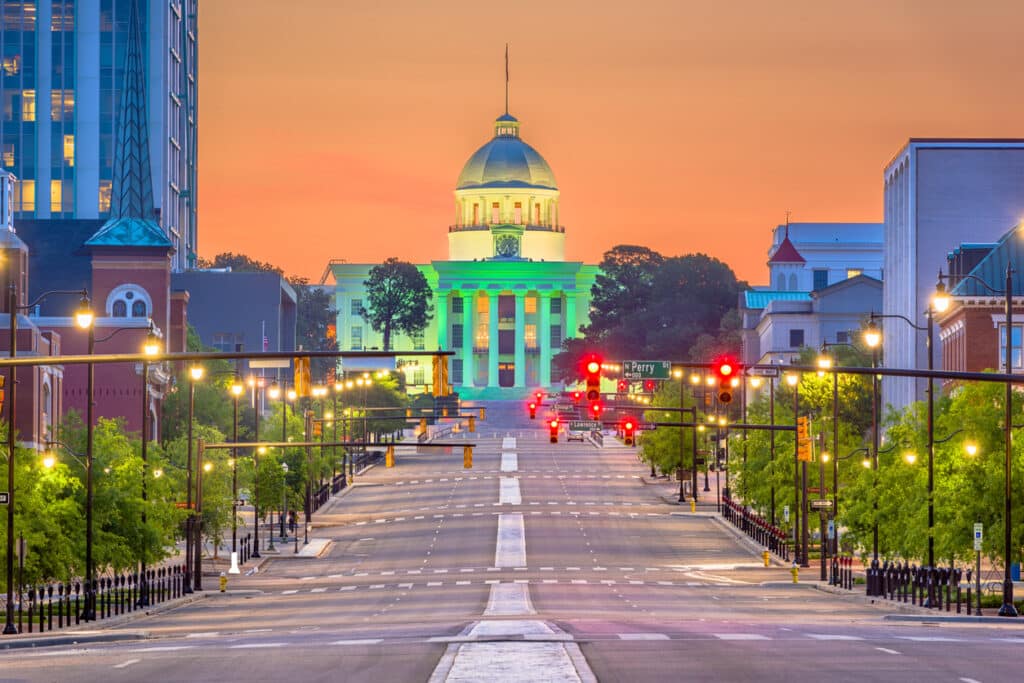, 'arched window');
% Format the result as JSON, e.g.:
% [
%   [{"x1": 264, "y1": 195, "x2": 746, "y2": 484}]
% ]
[
  {"x1": 105, "y1": 284, "x2": 153, "y2": 319},
  {"x1": 788, "y1": 274, "x2": 797, "y2": 290},
  {"x1": 775, "y1": 275, "x2": 785, "y2": 291}
]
